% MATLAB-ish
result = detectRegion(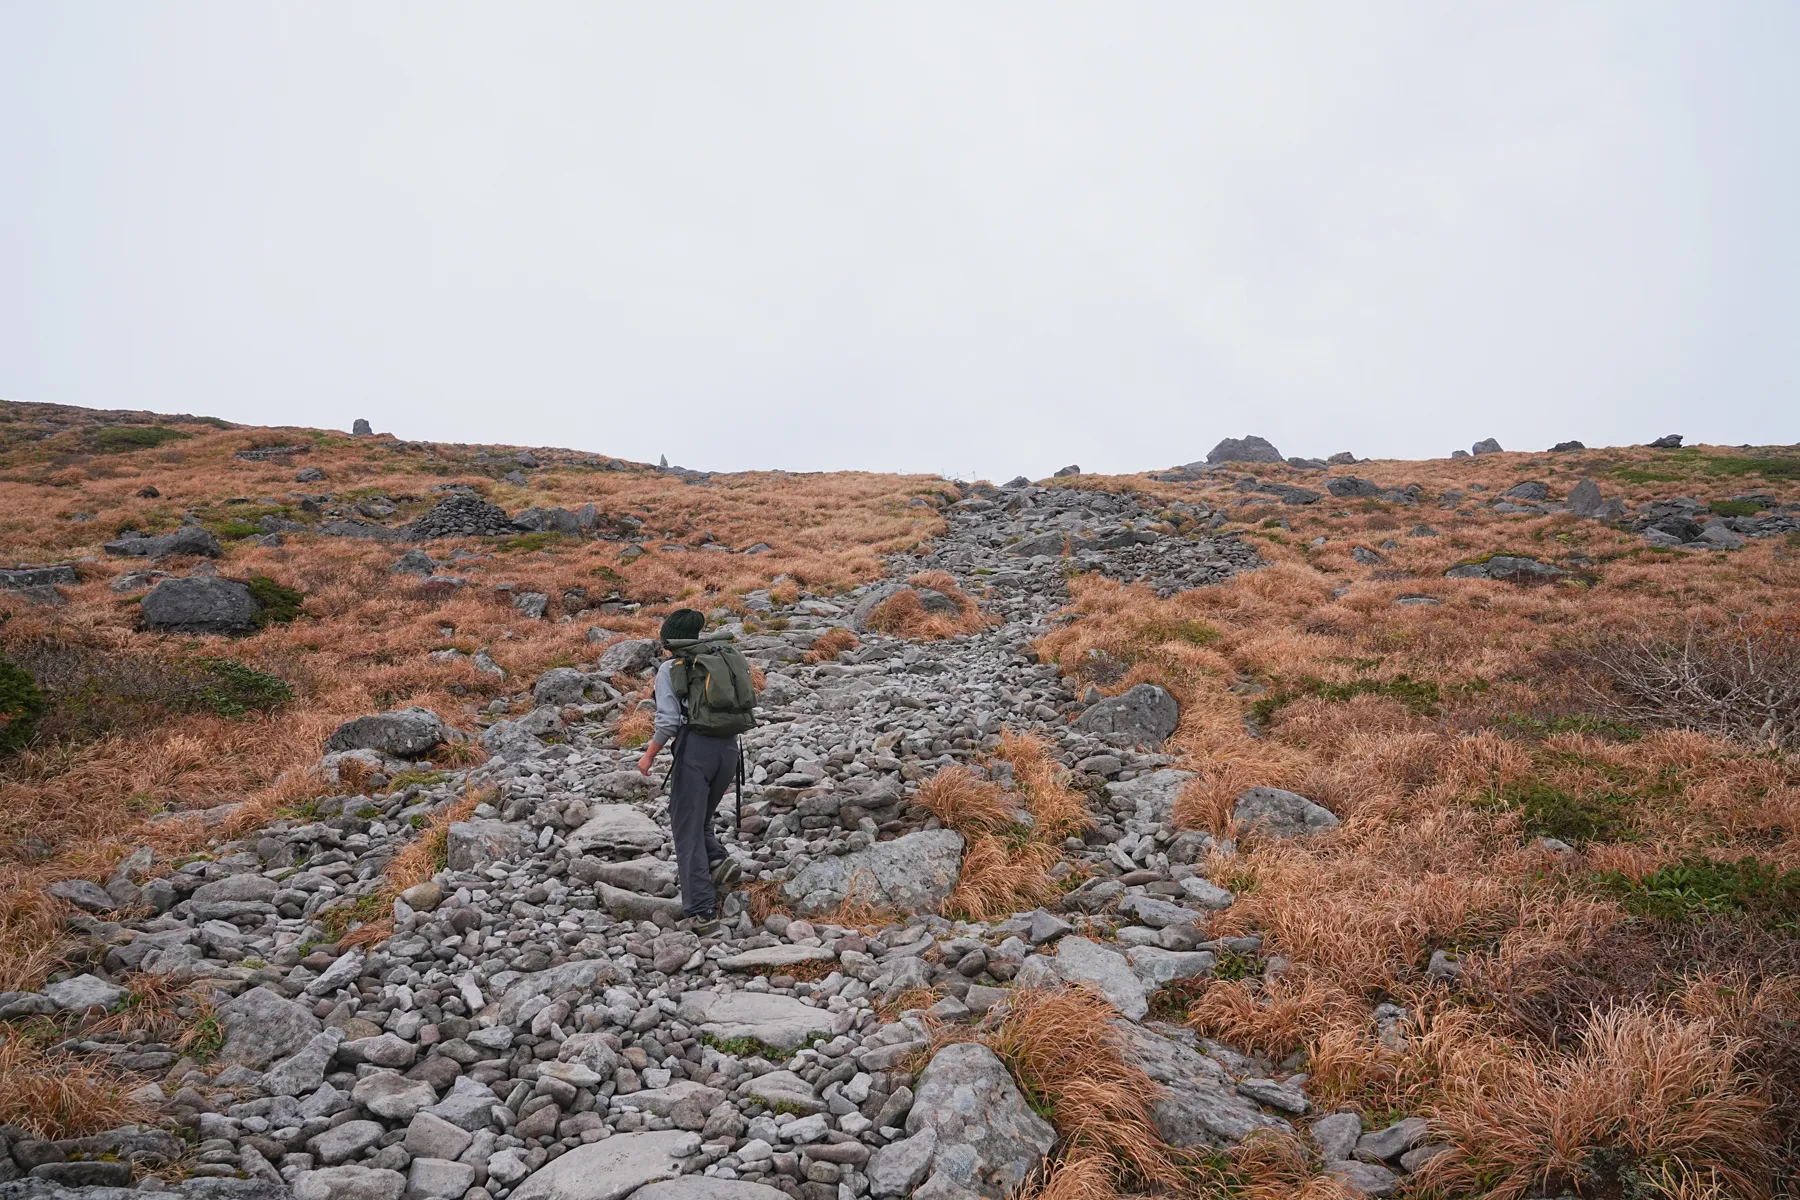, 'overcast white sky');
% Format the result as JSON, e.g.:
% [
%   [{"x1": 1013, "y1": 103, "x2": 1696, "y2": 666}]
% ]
[{"x1": 3, "y1": 4, "x2": 1796, "y2": 478}]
